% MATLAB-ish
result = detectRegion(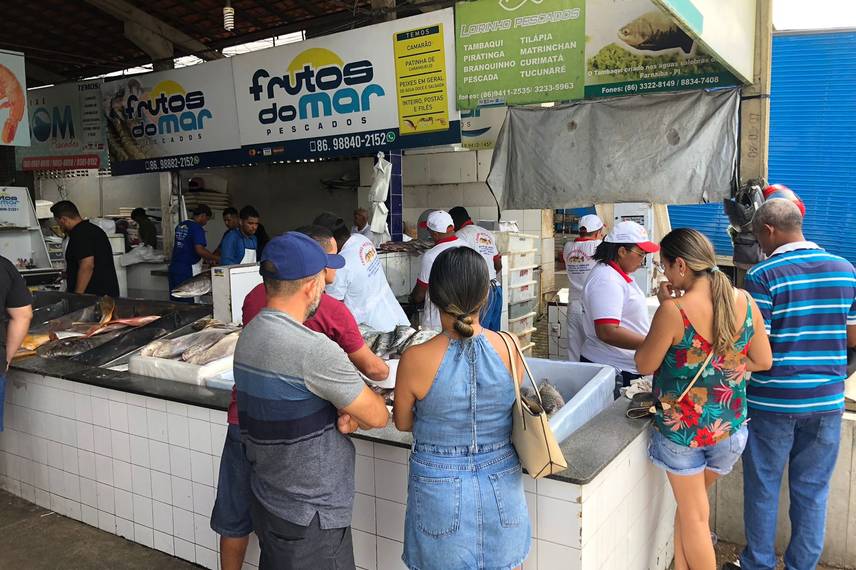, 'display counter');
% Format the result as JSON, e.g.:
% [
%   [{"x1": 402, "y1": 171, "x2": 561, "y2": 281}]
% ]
[{"x1": 1, "y1": 354, "x2": 676, "y2": 570}]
